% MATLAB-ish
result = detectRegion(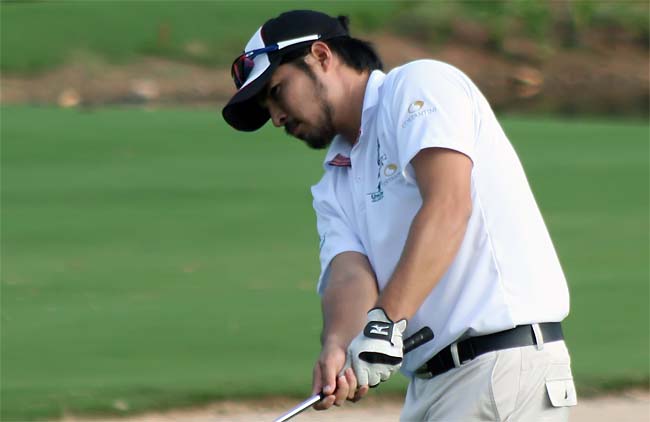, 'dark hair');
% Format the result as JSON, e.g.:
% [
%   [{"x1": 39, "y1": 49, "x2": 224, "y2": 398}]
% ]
[{"x1": 279, "y1": 15, "x2": 383, "y2": 73}]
